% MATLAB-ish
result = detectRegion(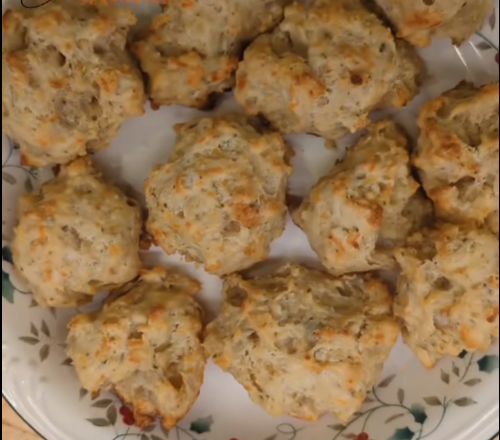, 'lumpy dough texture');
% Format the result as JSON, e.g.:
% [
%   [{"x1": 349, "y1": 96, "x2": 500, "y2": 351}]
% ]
[
  {"x1": 67, "y1": 267, "x2": 205, "y2": 429},
  {"x1": 205, "y1": 264, "x2": 400, "y2": 423},
  {"x1": 235, "y1": 0, "x2": 423, "y2": 141},
  {"x1": 394, "y1": 223, "x2": 499, "y2": 369},
  {"x1": 12, "y1": 157, "x2": 142, "y2": 308},
  {"x1": 294, "y1": 120, "x2": 433, "y2": 276},
  {"x1": 145, "y1": 114, "x2": 292, "y2": 276},
  {"x1": 414, "y1": 82, "x2": 499, "y2": 237},
  {"x1": 2, "y1": 0, "x2": 145, "y2": 167},
  {"x1": 373, "y1": 0, "x2": 494, "y2": 47},
  {"x1": 133, "y1": 0, "x2": 290, "y2": 109}
]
